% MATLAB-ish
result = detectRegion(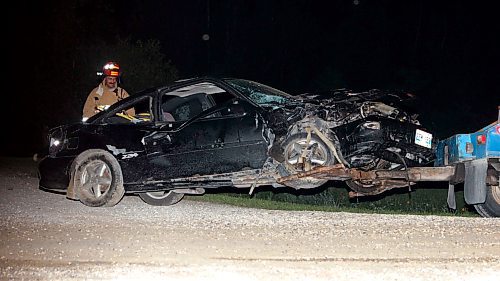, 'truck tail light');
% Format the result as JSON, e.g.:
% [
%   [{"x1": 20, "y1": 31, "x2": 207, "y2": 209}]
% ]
[{"x1": 476, "y1": 134, "x2": 486, "y2": 145}]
